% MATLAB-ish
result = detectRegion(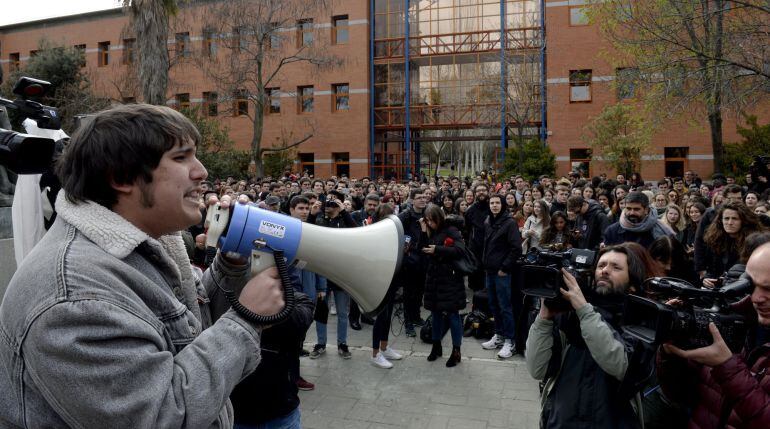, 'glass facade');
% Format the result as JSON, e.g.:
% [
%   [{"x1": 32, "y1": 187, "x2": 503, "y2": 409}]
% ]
[{"x1": 371, "y1": 0, "x2": 544, "y2": 179}]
